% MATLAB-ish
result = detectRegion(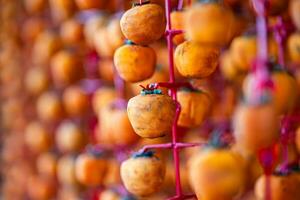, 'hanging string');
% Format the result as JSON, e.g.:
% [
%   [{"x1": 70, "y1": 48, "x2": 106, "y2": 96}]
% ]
[{"x1": 177, "y1": 0, "x2": 184, "y2": 10}]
